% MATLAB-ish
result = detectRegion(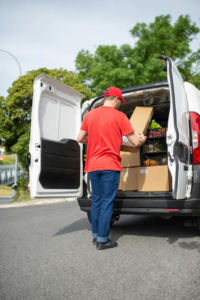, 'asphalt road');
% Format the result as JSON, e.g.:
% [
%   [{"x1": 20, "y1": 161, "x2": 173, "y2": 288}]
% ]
[
  {"x1": 0, "y1": 197, "x2": 12, "y2": 204},
  {"x1": 0, "y1": 201, "x2": 200, "y2": 300}
]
